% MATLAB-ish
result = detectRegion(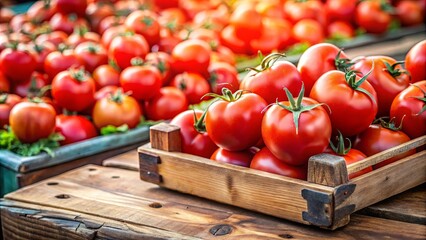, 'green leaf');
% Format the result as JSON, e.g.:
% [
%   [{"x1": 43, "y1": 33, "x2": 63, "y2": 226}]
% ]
[
  {"x1": 100, "y1": 124, "x2": 129, "y2": 135},
  {"x1": 189, "y1": 98, "x2": 218, "y2": 111},
  {"x1": 285, "y1": 42, "x2": 310, "y2": 56}
]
